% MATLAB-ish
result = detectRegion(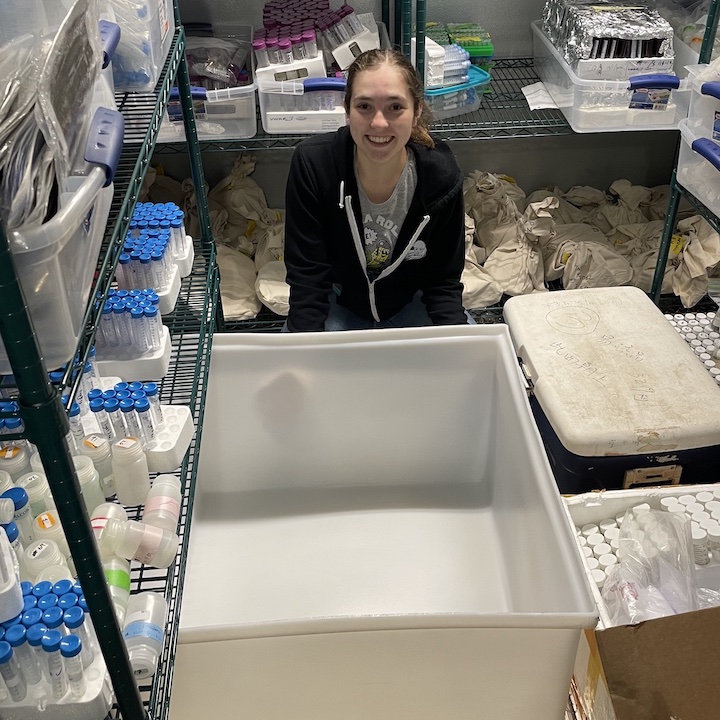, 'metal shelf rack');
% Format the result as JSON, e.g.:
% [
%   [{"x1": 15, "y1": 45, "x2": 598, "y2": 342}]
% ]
[
  {"x1": 152, "y1": 57, "x2": 571, "y2": 156},
  {"x1": 0, "y1": 3, "x2": 216, "y2": 718}
]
